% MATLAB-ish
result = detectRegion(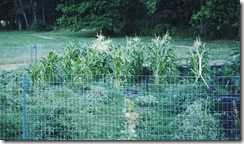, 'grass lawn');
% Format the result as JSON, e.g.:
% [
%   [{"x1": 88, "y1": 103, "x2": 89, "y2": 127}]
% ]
[
  {"x1": 0, "y1": 31, "x2": 95, "y2": 65},
  {"x1": 0, "y1": 31, "x2": 240, "y2": 70}
]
